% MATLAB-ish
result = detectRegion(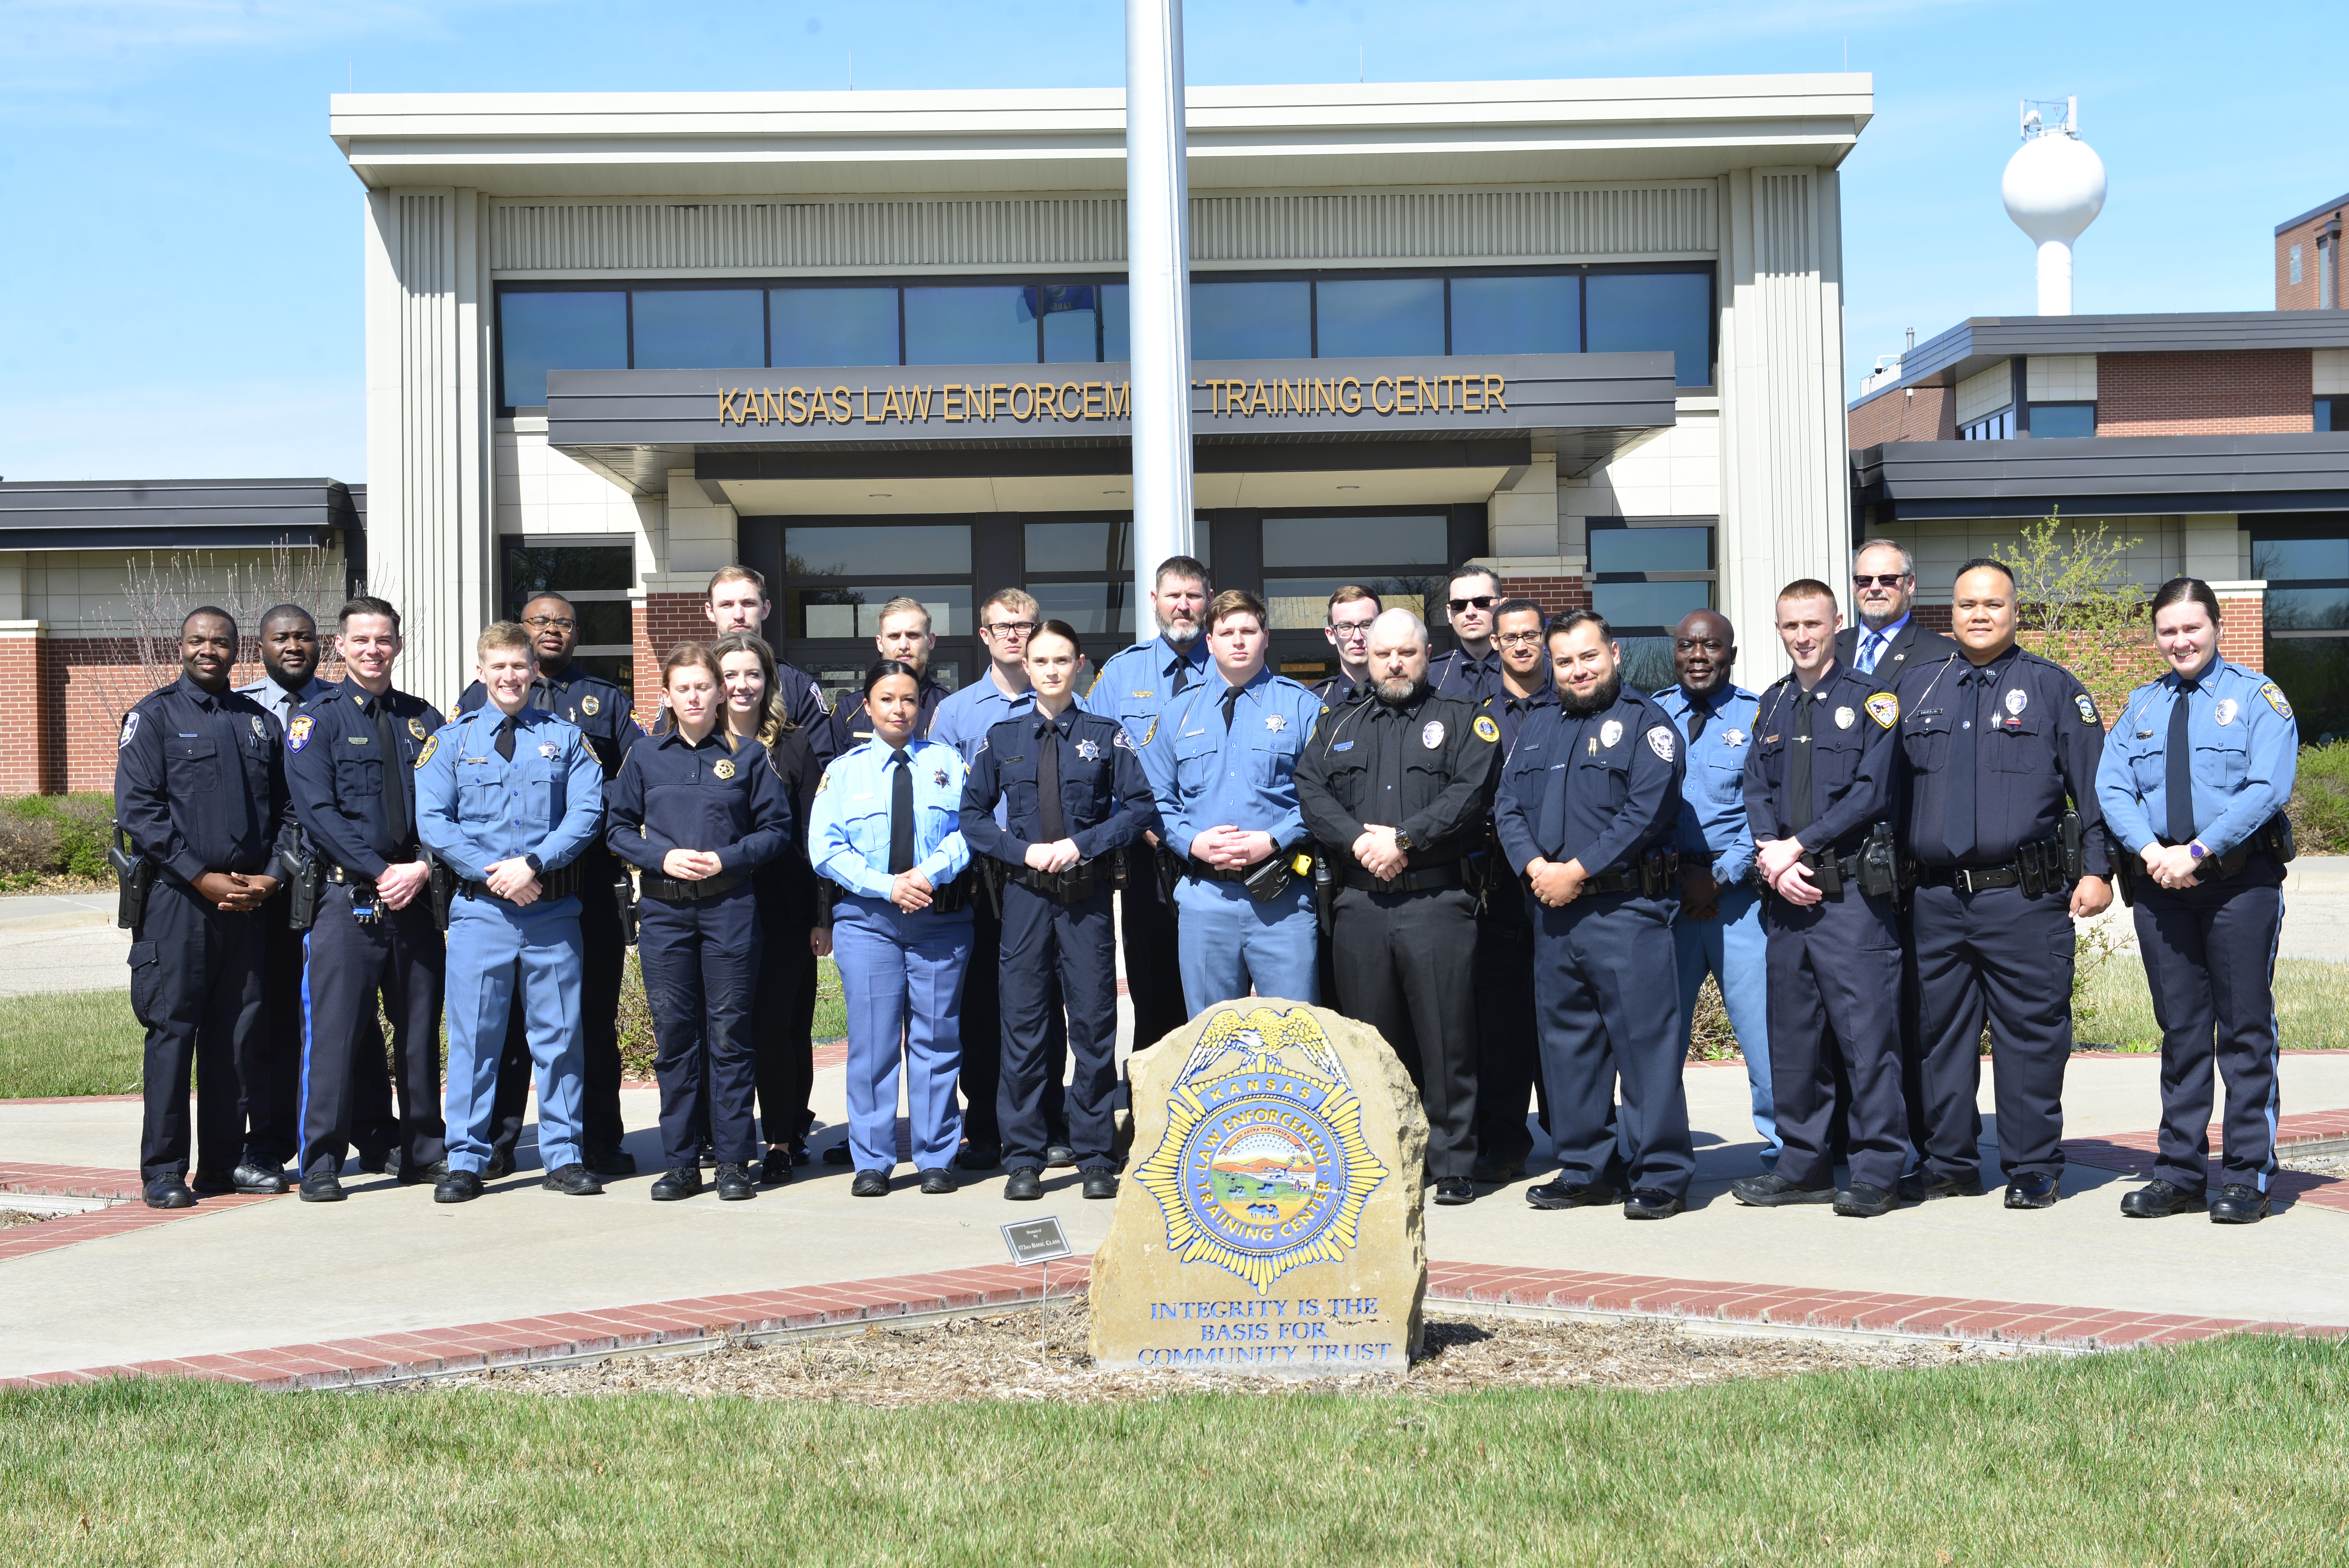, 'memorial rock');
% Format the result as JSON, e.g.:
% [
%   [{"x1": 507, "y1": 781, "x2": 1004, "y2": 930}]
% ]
[{"x1": 1088, "y1": 999, "x2": 1428, "y2": 1374}]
